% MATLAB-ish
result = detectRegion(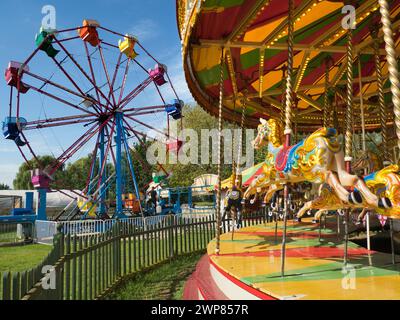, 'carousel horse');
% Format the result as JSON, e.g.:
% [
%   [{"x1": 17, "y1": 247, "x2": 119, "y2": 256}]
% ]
[
  {"x1": 297, "y1": 165, "x2": 400, "y2": 220},
  {"x1": 295, "y1": 149, "x2": 383, "y2": 221},
  {"x1": 243, "y1": 118, "x2": 391, "y2": 212}
]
